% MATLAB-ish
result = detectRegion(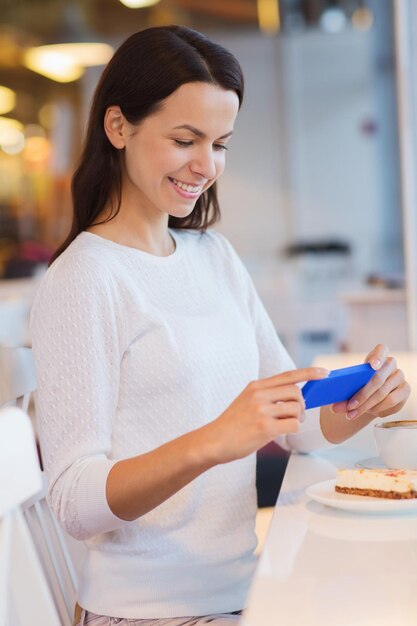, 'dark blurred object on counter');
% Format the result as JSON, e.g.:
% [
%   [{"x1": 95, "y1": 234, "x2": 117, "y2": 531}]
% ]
[{"x1": 284, "y1": 239, "x2": 351, "y2": 257}]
